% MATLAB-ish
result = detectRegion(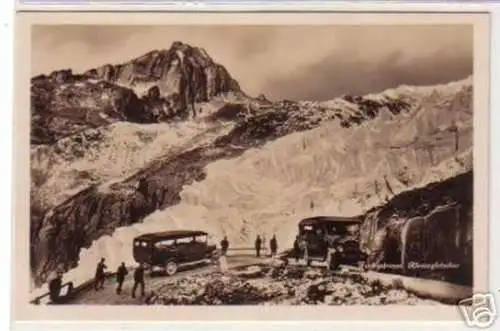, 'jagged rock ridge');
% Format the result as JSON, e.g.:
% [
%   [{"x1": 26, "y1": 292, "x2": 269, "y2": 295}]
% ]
[{"x1": 85, "y1": 42, "x2": 241, "y2": 101}]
